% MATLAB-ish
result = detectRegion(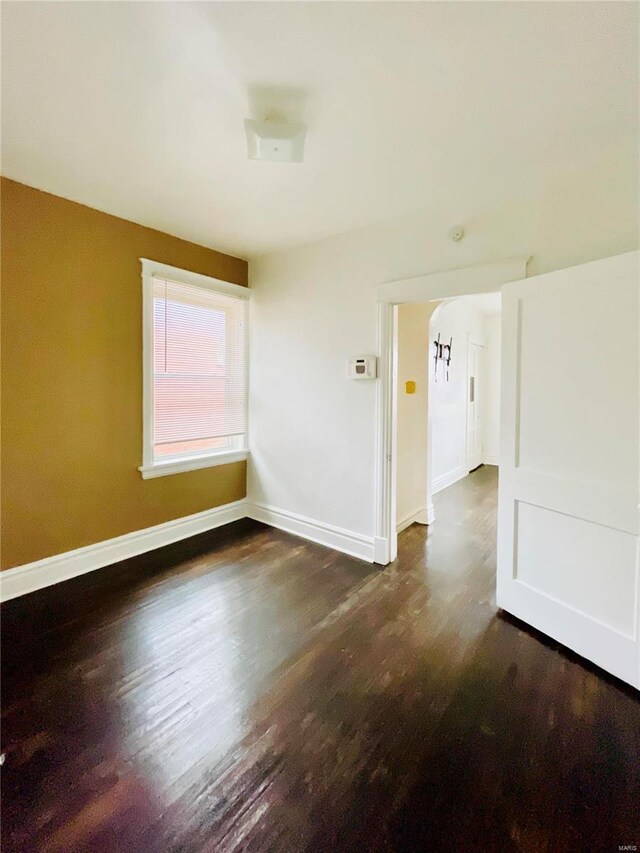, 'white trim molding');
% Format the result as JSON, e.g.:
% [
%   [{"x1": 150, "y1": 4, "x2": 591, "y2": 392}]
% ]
[
  {"x1": 374, "y1": 302, "x2": 398, "y2": 564},
  {"x1": 377, "y1": 256, "x2": 531, "y2": 305},
  {"x1": 373, "y1": 537, "x2": 390, "y2": 565},
  {"x1": 483, "y1": 455, "x2": 500, "y2": 467},
  {"x1": 0, "y1": 499, "x2": 248, "y2": 603},
  {"x1": 1, "y1": 498, "x2": 380, "y2": 602},
  {"x1": 139, "y1": 258, "x2": 250, "y2": 480},
  {"x1": 139, "y1": 258, "x2": 251, "y2": 301},
  {"x1": 246, "y1": 502, "x2": 375, "y2": 563},
  {"x1": 139, "y1": 449, "x2": 248, "y2": 479},
  {"x1": 432, "y1": 466, "x2": 469, "y2": 495}
]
